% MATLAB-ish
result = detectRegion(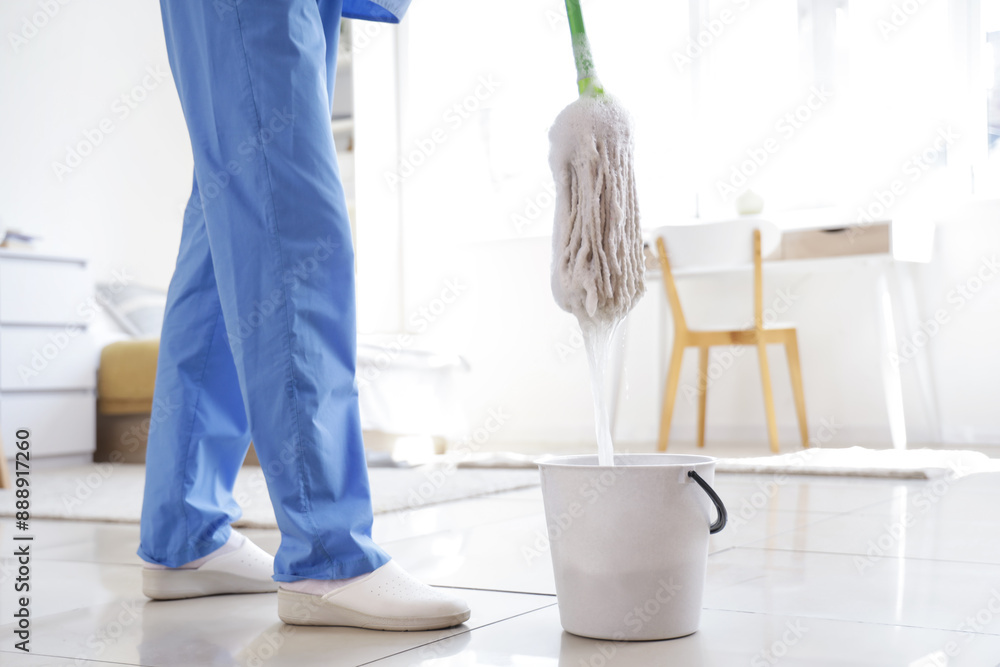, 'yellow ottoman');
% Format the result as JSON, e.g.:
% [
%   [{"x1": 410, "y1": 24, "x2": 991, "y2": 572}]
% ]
[{"x1": 95, "y1": 339, "x2": 260, "y2": 465}]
